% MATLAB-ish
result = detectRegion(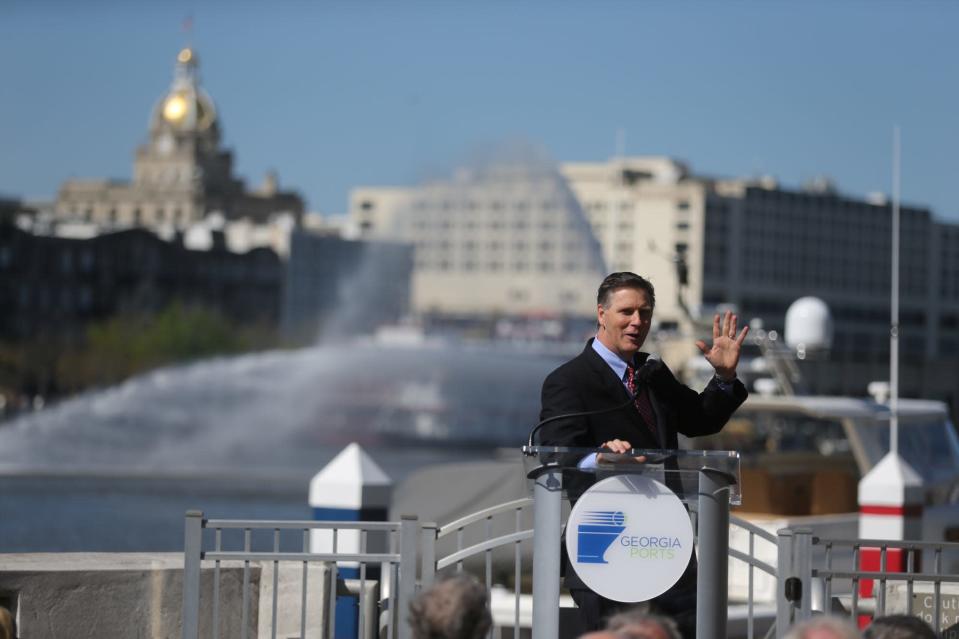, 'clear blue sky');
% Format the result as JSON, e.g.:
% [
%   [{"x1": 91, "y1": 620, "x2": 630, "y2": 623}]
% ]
[{"x1": 2, "y1": 1, "x2": 957, "y2": 219}]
